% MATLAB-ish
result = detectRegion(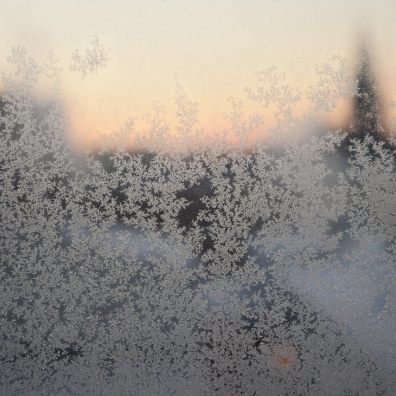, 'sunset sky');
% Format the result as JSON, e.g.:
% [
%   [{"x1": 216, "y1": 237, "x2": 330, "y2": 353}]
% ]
[{"x1": 1, "y1": 0, "x2": 396, "y2": 147}]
